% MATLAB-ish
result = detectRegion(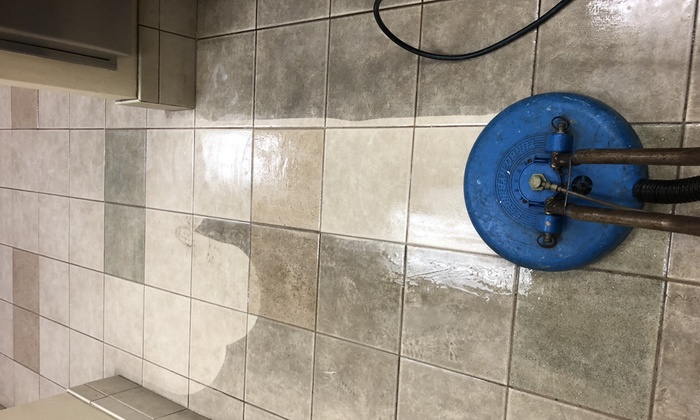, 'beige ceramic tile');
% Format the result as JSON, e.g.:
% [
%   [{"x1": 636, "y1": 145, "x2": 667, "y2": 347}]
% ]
[
  {"x1": 312, "y1": 334, "x2": 398, "y2": 419},
  {"x1": 0, "y1": 300, "x2": 12, "y2": 357},
  {"x1": 403, "y1": 247, "x2": 515, "y2": 383},
  {"x1": 409, "y1": 127, "x2": 494, "y2": 255},
  {"x1": 507, "y1": 390, "x2": 615, "y2": 420},
  {"x1": 104, "y1": 275, "x2": 144, "y2": 357},
  {"x1": 40, "y1": 377, "x2": 65, "y2": 399},
  {"x1": 37, "y1": 130, "x2": 69, "y2": 195},
  {"x1": 10, "y1": 130, "x2": 38, "y2": 191},
  {"x1": 70, "y1": 384, "x2": 107, "y2": 403},
  {"x1": 147, "y1": 109, "x2": 195, "y2": 128},
  {"x1": 13, "y1": 306, "x2": 39, "y2": 372},
  {"x1": 69, "y1": 265, "x2": 104, "y2": 340},
  {"x1": 245, "y1": 405, "x2": 285, "y2": 420},
  {"x1": 144, "y1": 287, "x2": 191, "y2": 376},
  {"x1": 38, "y1": 90, "x2": 69, "y2": 128},
  {"x1": 39, "y1": 317, "x2": 69, "y2": 387},
  {"x1": 249, "y1": 225, "x2": 319, "y2": 329},
  {"x1": 0, "y1": 189, "x2": 11, "y2": 245},
  {"x1": 0, "y1": 131, "x2": 10, "y2": 187},
  {"x1": 322, "y1": 128, "x2": 412, "y2": 241},
  {"x1": 143, "y1": 361, "x2": 189, "y2": 407},
  {"x1": 0, "y1": 85, "x2": 10, "y2": 128},
  {"x1": 252, "y1": 129, "x2": 324, "y2": 230},
  {"x1": 111, "y1": 387, "x2": 184, "y2": 419},
  {"x1": 39, "y1": 194, "x2": 69, "y2": 261},
  {"x1": 191, "y1": 216, "x2": 249, "y2": 310},
  {"x1": 106, "y1": 101, "x2": 147, "y2": 128},
  {"x1": 11, "y1": 87, "x2": 38, "y2": 128},
  {"x1": 12, "y1": 248, "x2": 39, "y2": 312},
  {"x1": 398, "y1": 359, "x2": 506, "y2": 420},
  {"x1": 12, "y1": 190, "x2": 39, "y2": 252},
  {"x1": 0, "y1": 245, "x2": 11, "y2": 302},
  {"x1": 189, "y1": 300, "x2": 246, "y2": 399},
  {"x1": 39, "y1": 257, "x2": 69, "y2": 325},
  {"x1": 146, "y1": 129, "x2": 194, "y2": 212},
  {"x1": 0, "y1": 354, "x2": 14, "y2": 407},
  {"x1": 104, "y1": 345, "x2": 144, "y2": 385},
  {"x1": 189, "y1": 381, "x2": 244, "y2": 420},
  {"x1": 653, "y1": 283, "x2": 700, "y2": 419},
  {"x1": 70, "y1": 95, "x2": 105, "y2": 128},
  {"x1": 245, "y1": 316, "x2": 314, "y2": 420},
  {"x1": 69, "y1": 199, "x2": 105, "y2": 271},
  {"x1": 69, "y1": 330, "x2": 104, "y2": 386},
  {"x1": 194, "y1": 129, "x2": 252, "y2": 220},
  {"x1": 69, "y1": 130, "x2": 105, "y2": 200},
  {"x1": 145, "y1": 210, "x2": 193, "y2": 296},
  {"x1": 14, "y1": 362, "x2": 39, "y2": 405}
]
